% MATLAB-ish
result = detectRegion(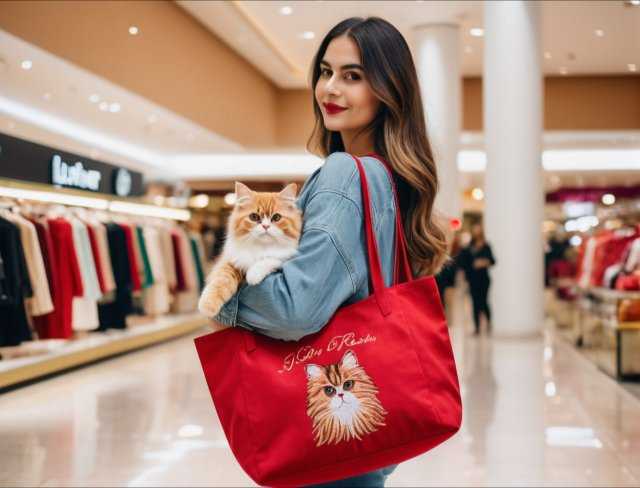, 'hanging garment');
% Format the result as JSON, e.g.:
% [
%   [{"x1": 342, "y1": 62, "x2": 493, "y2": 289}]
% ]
[
  {"x1": 0, "y1": 216, "x2": 33, "y2": 346},
  {"x1": 142, "y1": 226, "x2": 170, "y2": 316},
  {"x1": 47, "y1": 217, "x2": 84, "y2": 338},
  {"x1": 159, "y1": 226, "x2": 177, "y2": 293},
  {"x1": 86, "y1": 224, "x2": 107, "y2": 294},
  {"x1": 119, "y1": 223, "x2": 142, "y2": 292},
  {"x1": 171, "y1": 227, "x2": 198, "y2": 313},
  {"x1": 136, "y1": 225, "x2": 154, "y2": 288},
  {"x1": 92, "y1": 220, "x2": 116, "y2": 294},
  {"x1": 3, "y1": 211, "x2": 53, "y2": 316},
  {"x1": 131, "y1": 223, "x2": 146, "y2": 288},
  {"x1": 171, "y1": 231, "x2": 186, "y2": 292},
  {"x1": 70, "y1": 217, "x2": 101, "y2": 331},
  {"x1": 30, "y1": 218, "x2": 59, "y2": 339},
  {"x1": 190, "y1": 233, "x2": 205, "y2": 292},
  {"x1": 98, "y1": 223, "x2": 132, "y2": 329}
]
